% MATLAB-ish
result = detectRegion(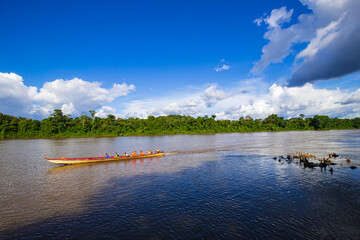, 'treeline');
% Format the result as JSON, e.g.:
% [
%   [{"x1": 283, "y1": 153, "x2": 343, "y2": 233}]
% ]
[{"x1": 1, "y1": 110, "x2": 360, "y2": 139}]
